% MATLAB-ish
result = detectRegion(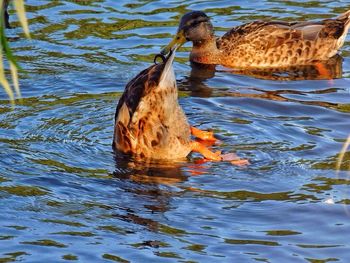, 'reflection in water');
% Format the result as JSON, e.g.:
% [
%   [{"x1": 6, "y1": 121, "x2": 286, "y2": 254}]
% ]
[
  {"x1": 179, "y1": 55, "x2": 343, "y2": 109},
  {"x1": 182, "y1": 55, "x2": 342, "y2": 90},
  {"x1": 112, "y1": 152, "x2": 188, "y2": 233},
  {"x1": 179, "y1": 63, "x2": 217, "y2": 97},
  {"x1": 229, "y1": 55, "x2": 343, "y2": 81},
  {"x1": 1, "y1": 0, "x2": 350, "y2": 262},
  {"x1": 113, "y1": 152, "x2": 187, "y2": 186}
]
